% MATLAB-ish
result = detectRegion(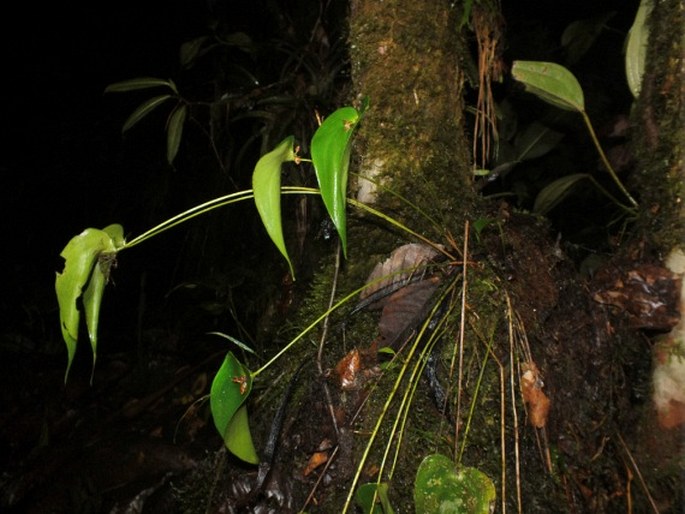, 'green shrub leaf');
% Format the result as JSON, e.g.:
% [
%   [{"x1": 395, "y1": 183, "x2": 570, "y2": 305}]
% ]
[
  {"x1": 311, "y1": 106, "x2": 361, "y2": 258},
  {"x1": 121, "y1": 95, "x2": 173, "y2": 133},
  {"x1": 166, "y1": 104, "x2": 187, "y2": 164},
  {"x1": 533, "y1": 173, "x2": 589, "y2": 215},
  {"x1": 252, "y1": 136, "x2": 296, "y2": 277},
  {"x1": 356, "y1": 482, "x2": 395, "y2": 514},
  {"x1": 512, "y1": 61, "x2": 585, "y2": 112},
  {"x1": 210, "y1": 352, "x2": 259, "y2": 464},
  {"x1": 104, "y1": 77, "x2": 178, "y2": 94},
  {"x1": 55, "y1": 225, "x2": 124, "y2": 381},
  {"x1": 414, "y1": 454, "x2": 495, "y2": 514}
]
